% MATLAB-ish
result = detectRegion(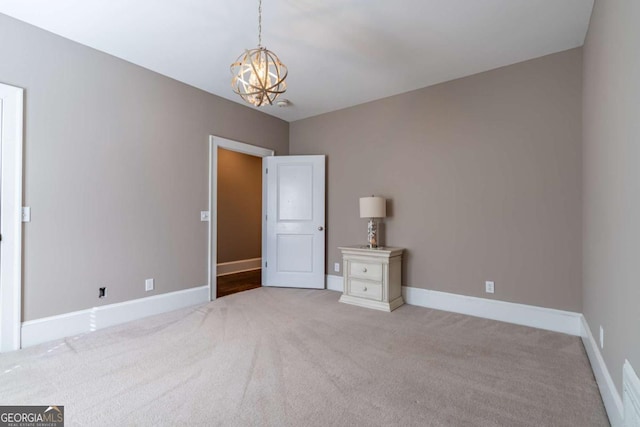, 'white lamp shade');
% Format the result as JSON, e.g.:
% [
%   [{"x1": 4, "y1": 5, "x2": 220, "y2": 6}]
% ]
[{"x1": 359, "y1": 196, "x2": 386, "y2": 218}]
